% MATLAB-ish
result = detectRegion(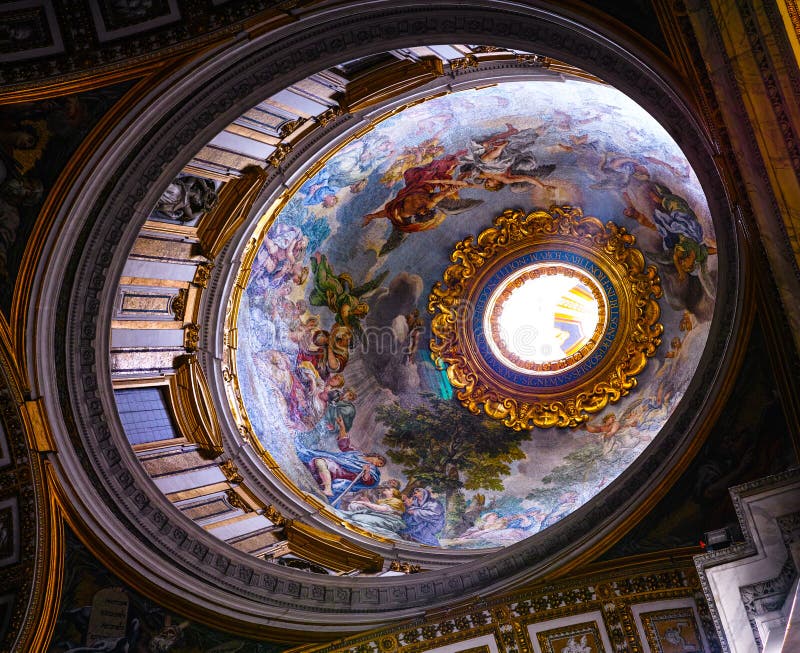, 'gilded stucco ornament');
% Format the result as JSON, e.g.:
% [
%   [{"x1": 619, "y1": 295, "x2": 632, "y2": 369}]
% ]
[{"x1": 429, "y1": 206, "x2": 664, "y2": 429}]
